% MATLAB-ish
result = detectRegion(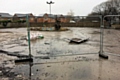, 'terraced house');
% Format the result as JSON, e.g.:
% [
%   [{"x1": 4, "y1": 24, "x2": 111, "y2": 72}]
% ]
[
  {"x1": 37, "y1": 13, "x2": 55, "y2": 23},
  {"x1": 0, "y1": 13, "x2": 13, "y2": 27},
  {"x1": 0, "y1": 13, "x2": 12, "y2": 21},
  {"x1": 13, "y1": 13, "x2": 35, "y2": 23}
]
